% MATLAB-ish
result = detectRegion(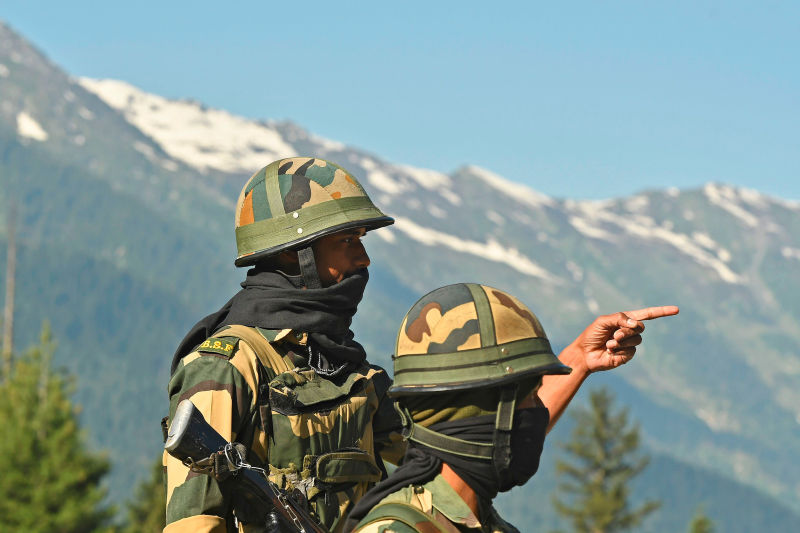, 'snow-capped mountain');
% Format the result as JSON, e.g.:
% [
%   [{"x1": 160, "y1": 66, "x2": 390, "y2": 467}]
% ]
[{"x1": 2, "y1": 19, "x2": 799, "y2": 530}]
